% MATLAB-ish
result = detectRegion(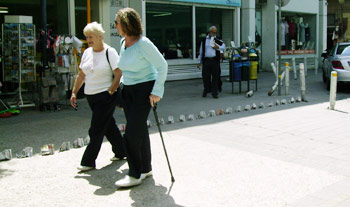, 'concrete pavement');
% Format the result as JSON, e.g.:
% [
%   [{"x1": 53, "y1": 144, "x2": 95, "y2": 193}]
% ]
[{"x1": 1, "y1": 71, "x2": 350, "y2": 206}]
